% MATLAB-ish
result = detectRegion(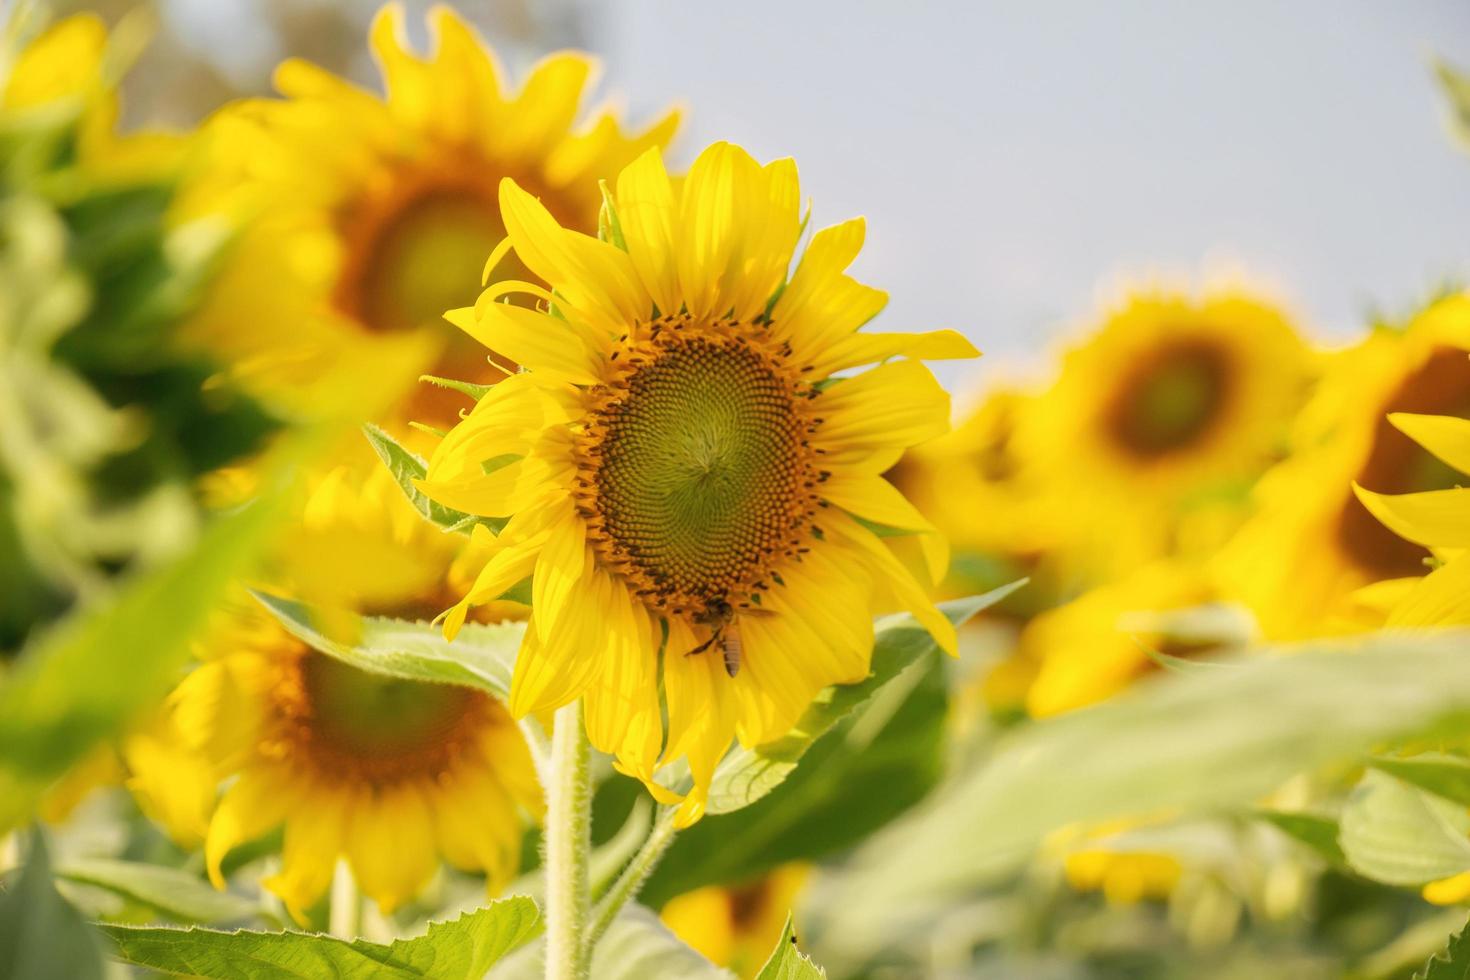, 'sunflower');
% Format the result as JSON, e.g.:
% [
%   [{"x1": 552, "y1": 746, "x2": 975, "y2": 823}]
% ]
[
  {"x1": 1217, "y1": 293, "x2": 1470, "y2": 638},
  {"x1": 1022, "y1": 562, "x2": 1247, "y2": 719},
  {"x1": 659, "y1": 864, "x2": 810, "y2": 977},
  {"x1": 889, "y1": 386, "x2": 1056, "y2": 589},
  {"x1": 181, "y1": 3, "x2": 678, "y2": 426},
  {"x1": 1011, "y1": 288, "x2": 1311, "y2": 582},
  {"x1": 420, "y1": 141, "x2": 977, "y2": 824},
  {"x1": 1, "y1": 11, "x2": 181, "y2": 177},
  {"x1": 1347, "y1": 376, "x2": 1470, "y2": 907},
  {"x1": 126, "y1": 454, "x2": 541, "y2": 920}
]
